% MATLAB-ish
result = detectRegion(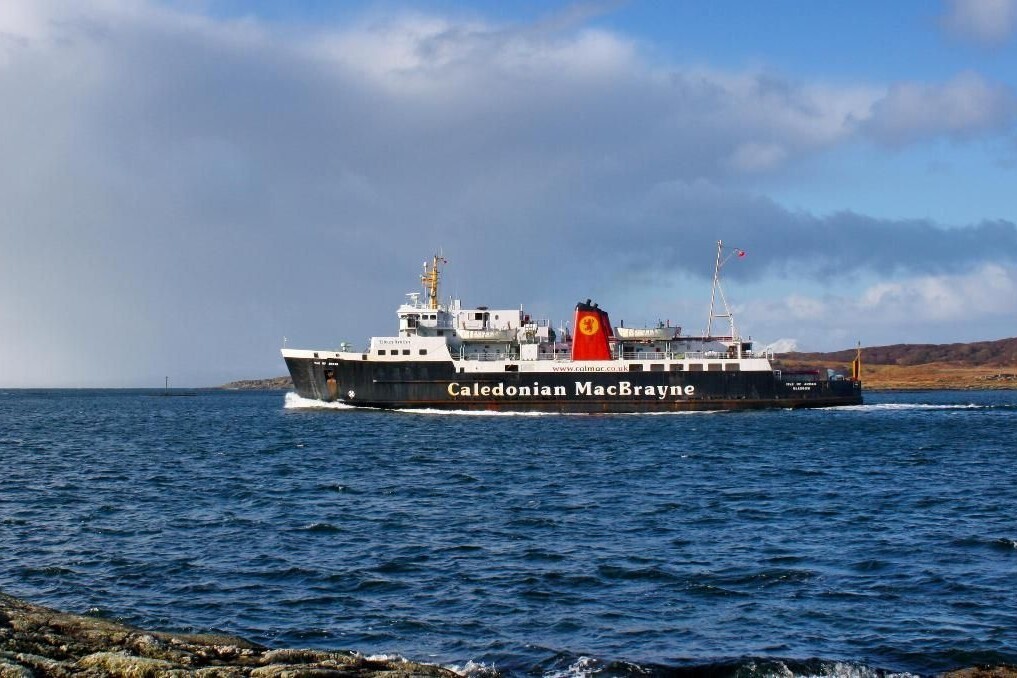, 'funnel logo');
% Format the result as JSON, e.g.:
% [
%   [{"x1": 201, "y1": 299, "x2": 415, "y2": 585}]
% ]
[{"x1": 578, "y1": 316, "x2": 600, "y2": 336}]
